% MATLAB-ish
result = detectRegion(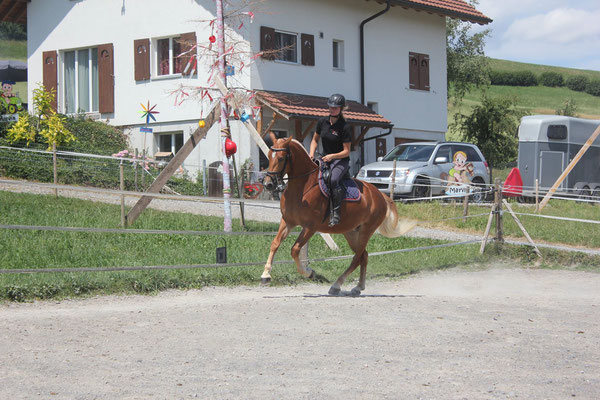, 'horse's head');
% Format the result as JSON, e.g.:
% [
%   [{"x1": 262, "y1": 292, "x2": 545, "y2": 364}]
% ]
[{"x1": 263, "y1": 133, "x2": 293, "y2": 192}]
